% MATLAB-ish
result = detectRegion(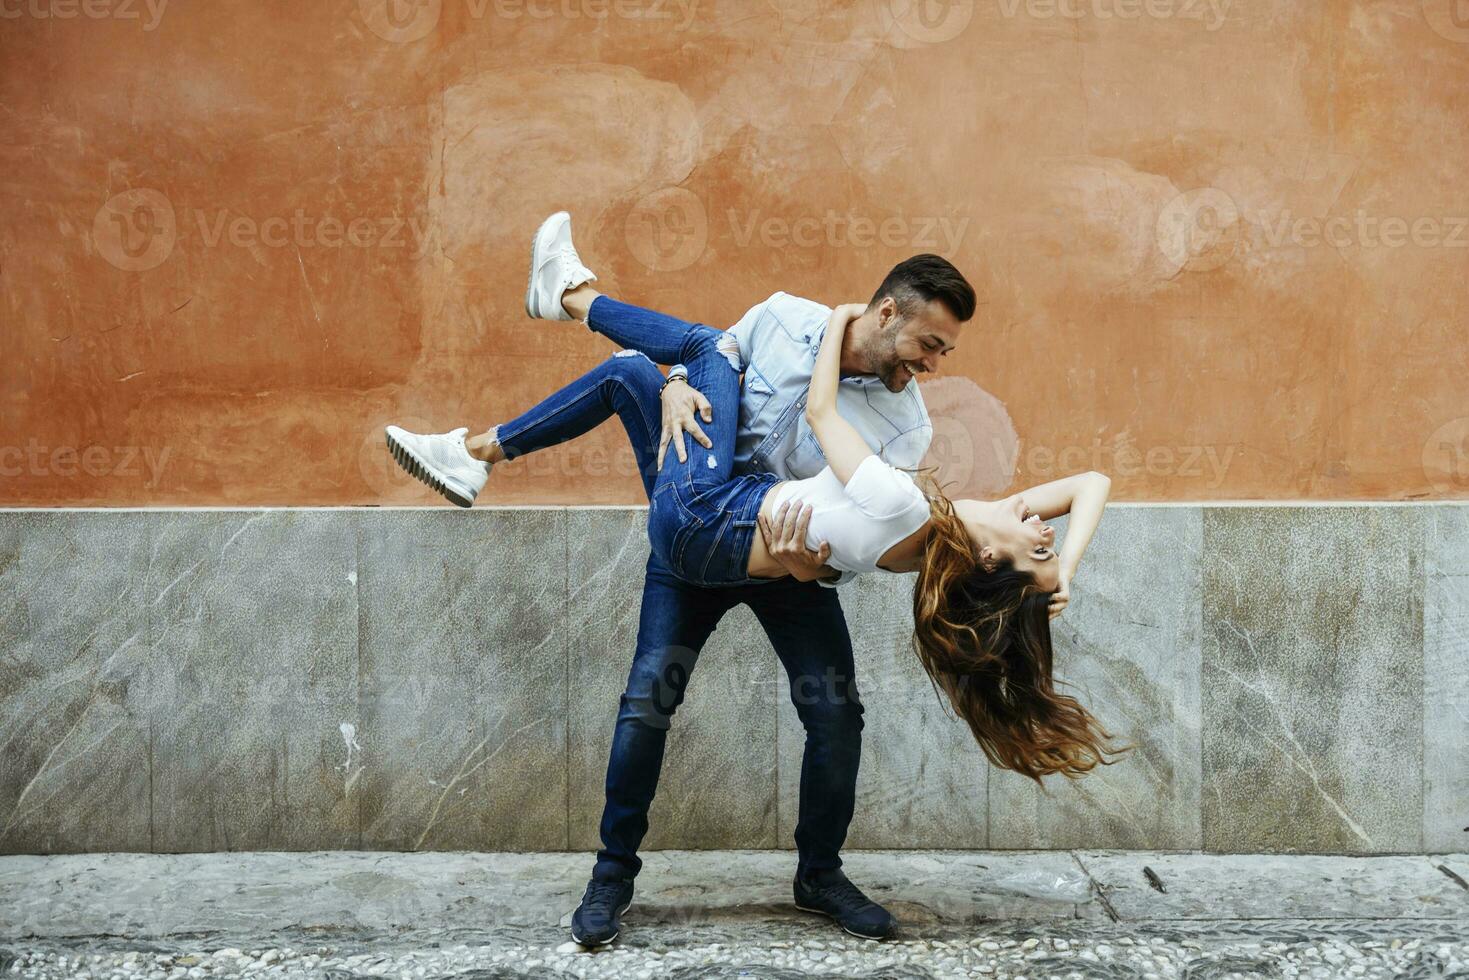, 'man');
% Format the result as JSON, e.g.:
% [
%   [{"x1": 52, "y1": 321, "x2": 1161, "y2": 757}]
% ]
[
  {"x1": 538, "y1": 219, "x2": 975, "y2": 945},
  {"x1": 388, "y1": 213, "x2": 975, "y2": 944}
]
